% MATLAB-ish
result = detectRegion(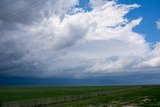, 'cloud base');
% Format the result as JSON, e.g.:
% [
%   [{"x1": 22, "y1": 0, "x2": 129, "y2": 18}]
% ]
[{"x1": 0, "y1": 0, "x2": 160, "y2": 78}]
